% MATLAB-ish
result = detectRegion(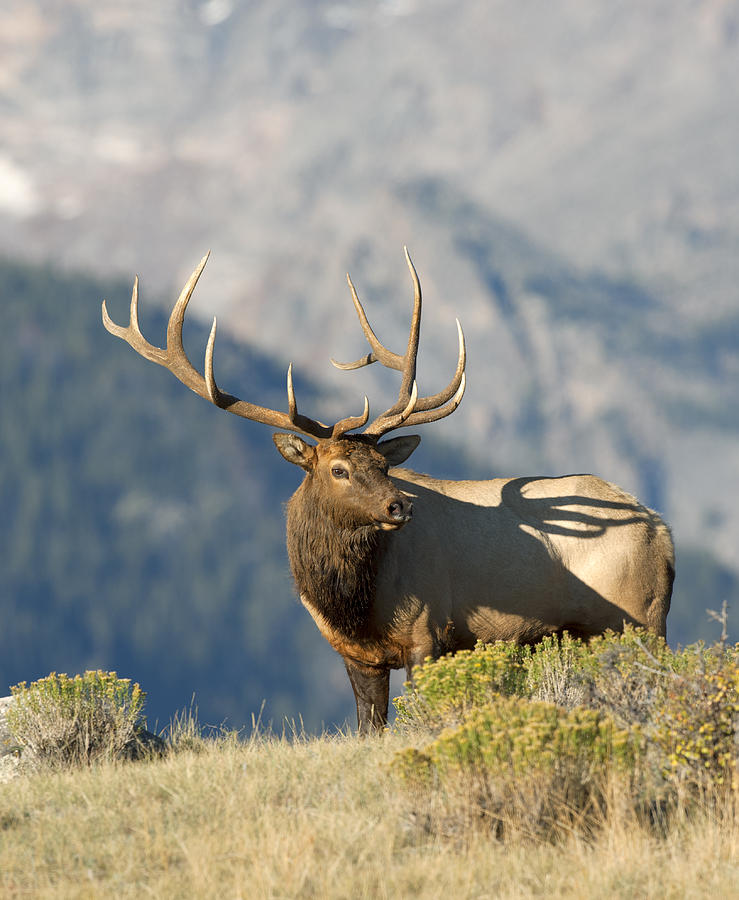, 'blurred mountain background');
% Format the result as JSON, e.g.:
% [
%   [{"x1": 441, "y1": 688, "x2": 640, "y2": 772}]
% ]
[{"x1": 1, "y1": 0, "x2": 738, "y2": 731}]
